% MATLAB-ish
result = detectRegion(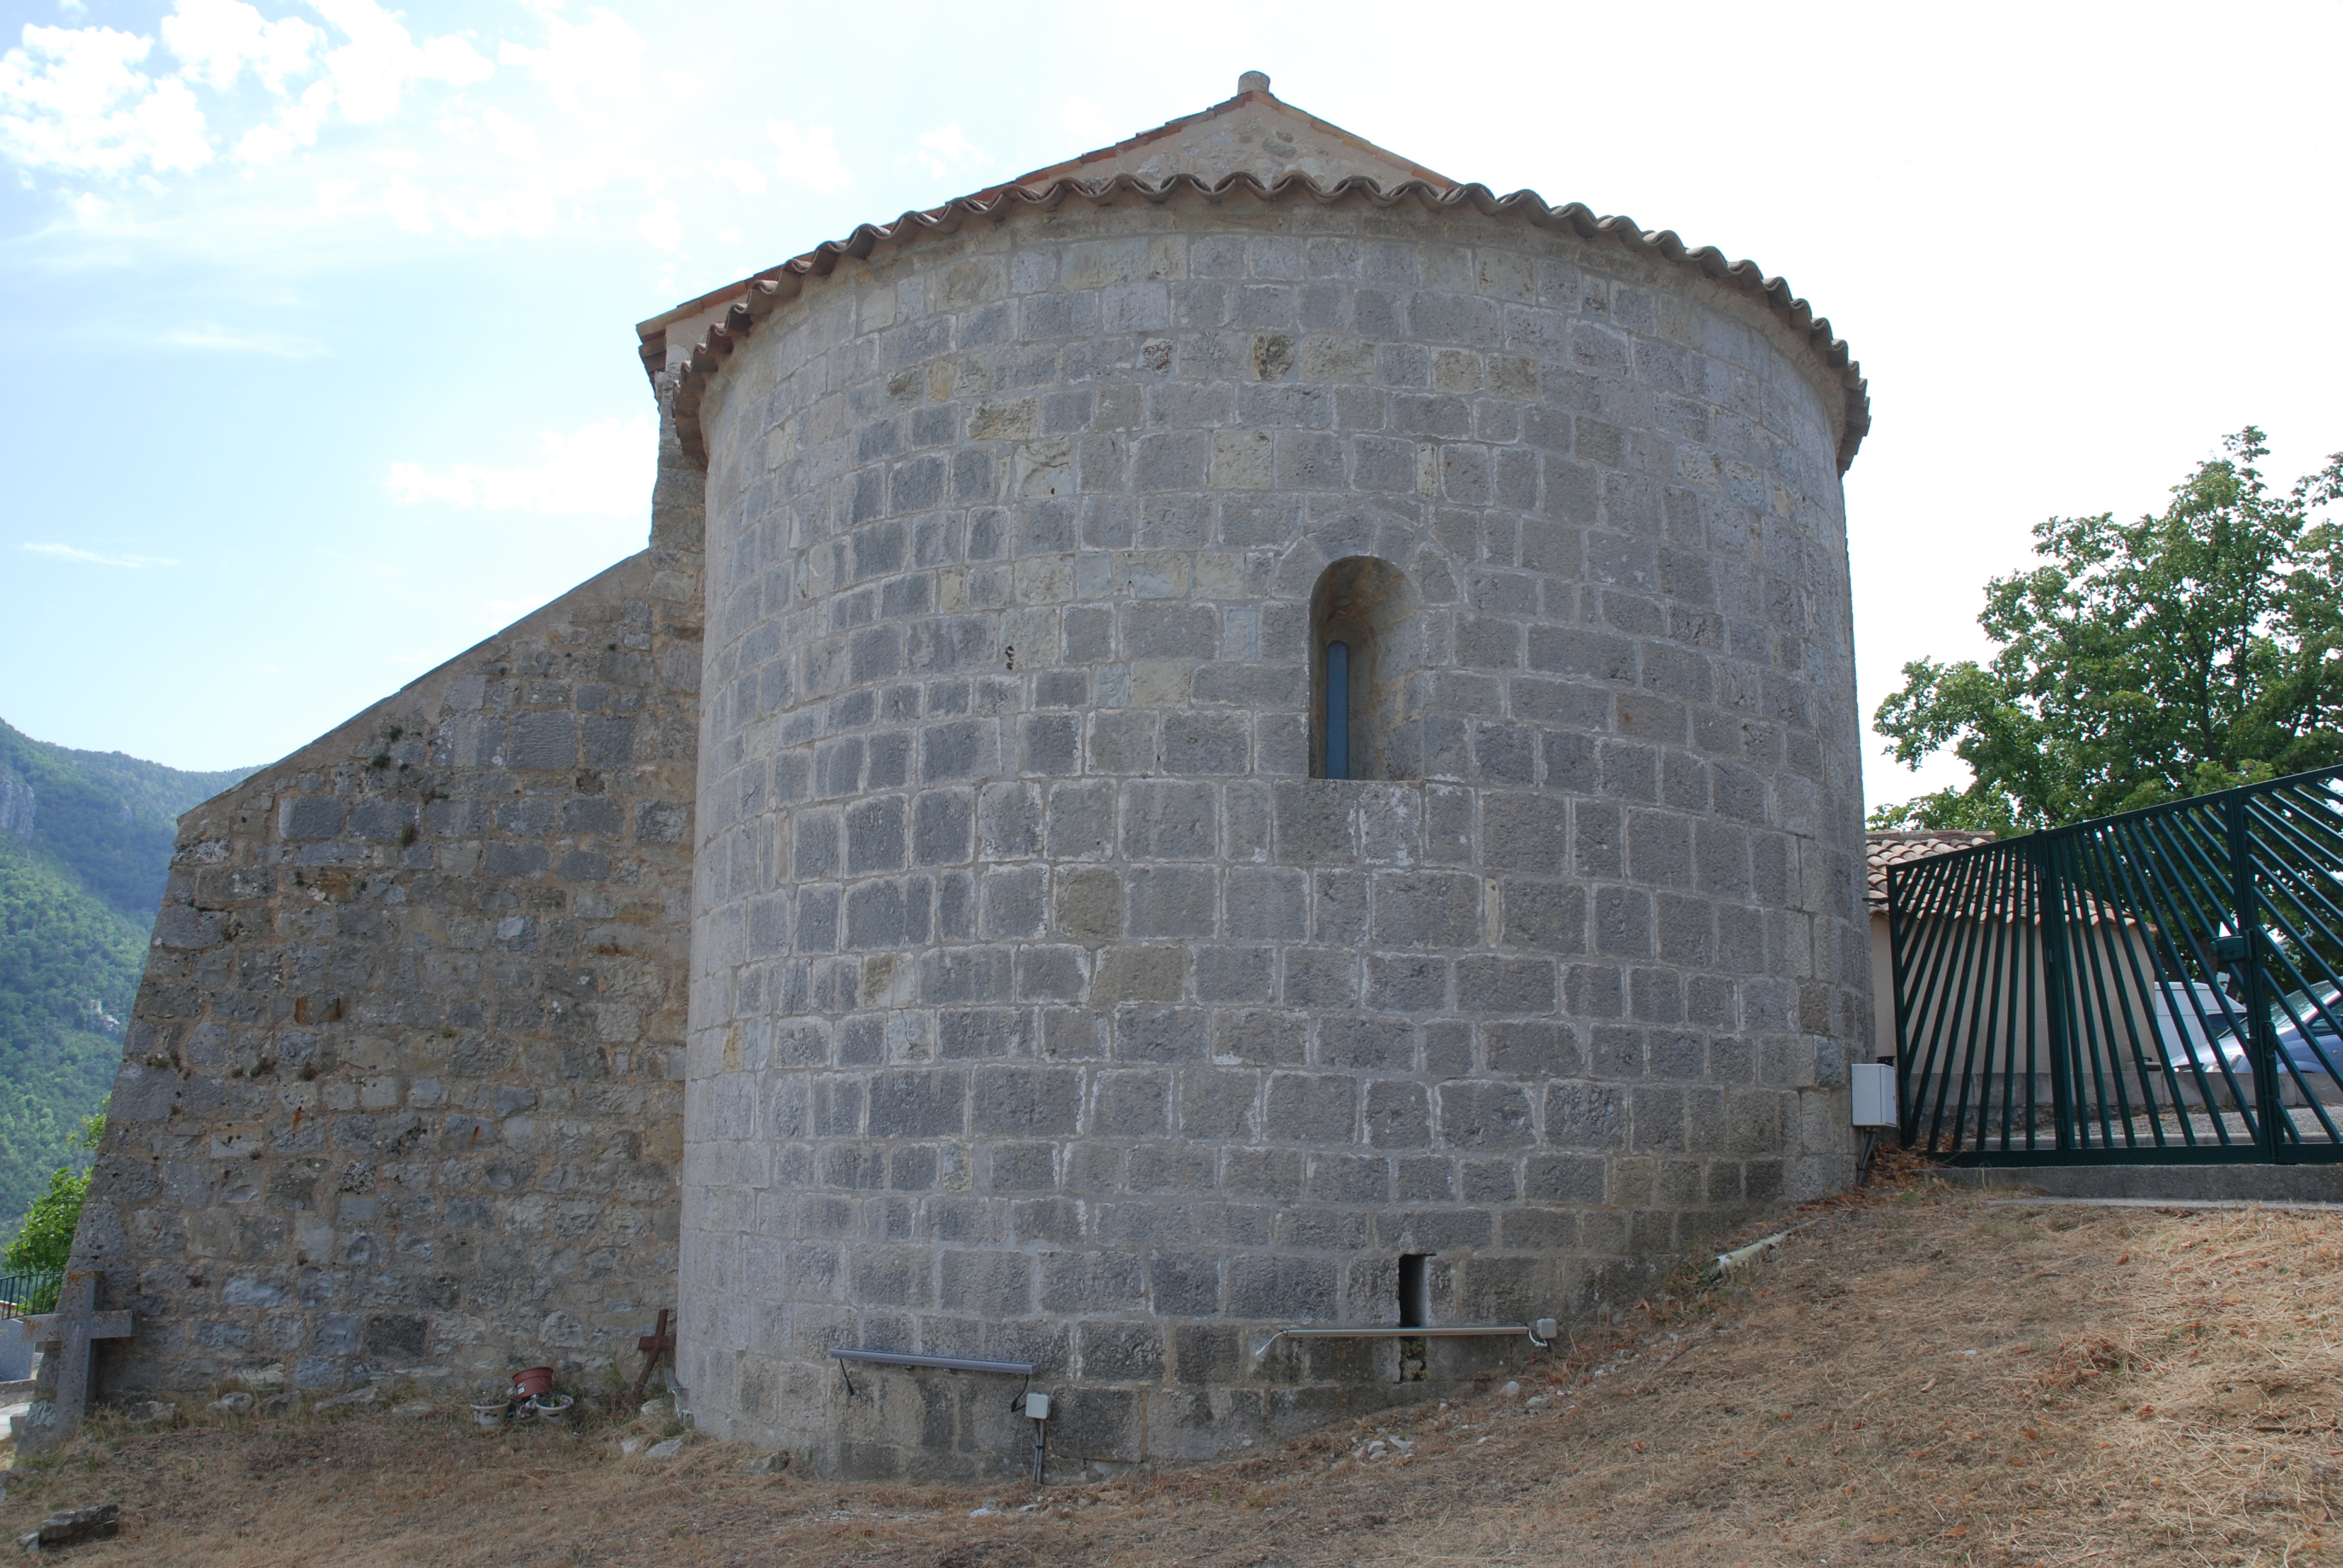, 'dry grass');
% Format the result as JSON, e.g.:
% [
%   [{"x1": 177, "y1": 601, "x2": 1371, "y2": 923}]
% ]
[{"x1": 11, "y1": 1169, "x2": 2343, "y2": 1566}]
